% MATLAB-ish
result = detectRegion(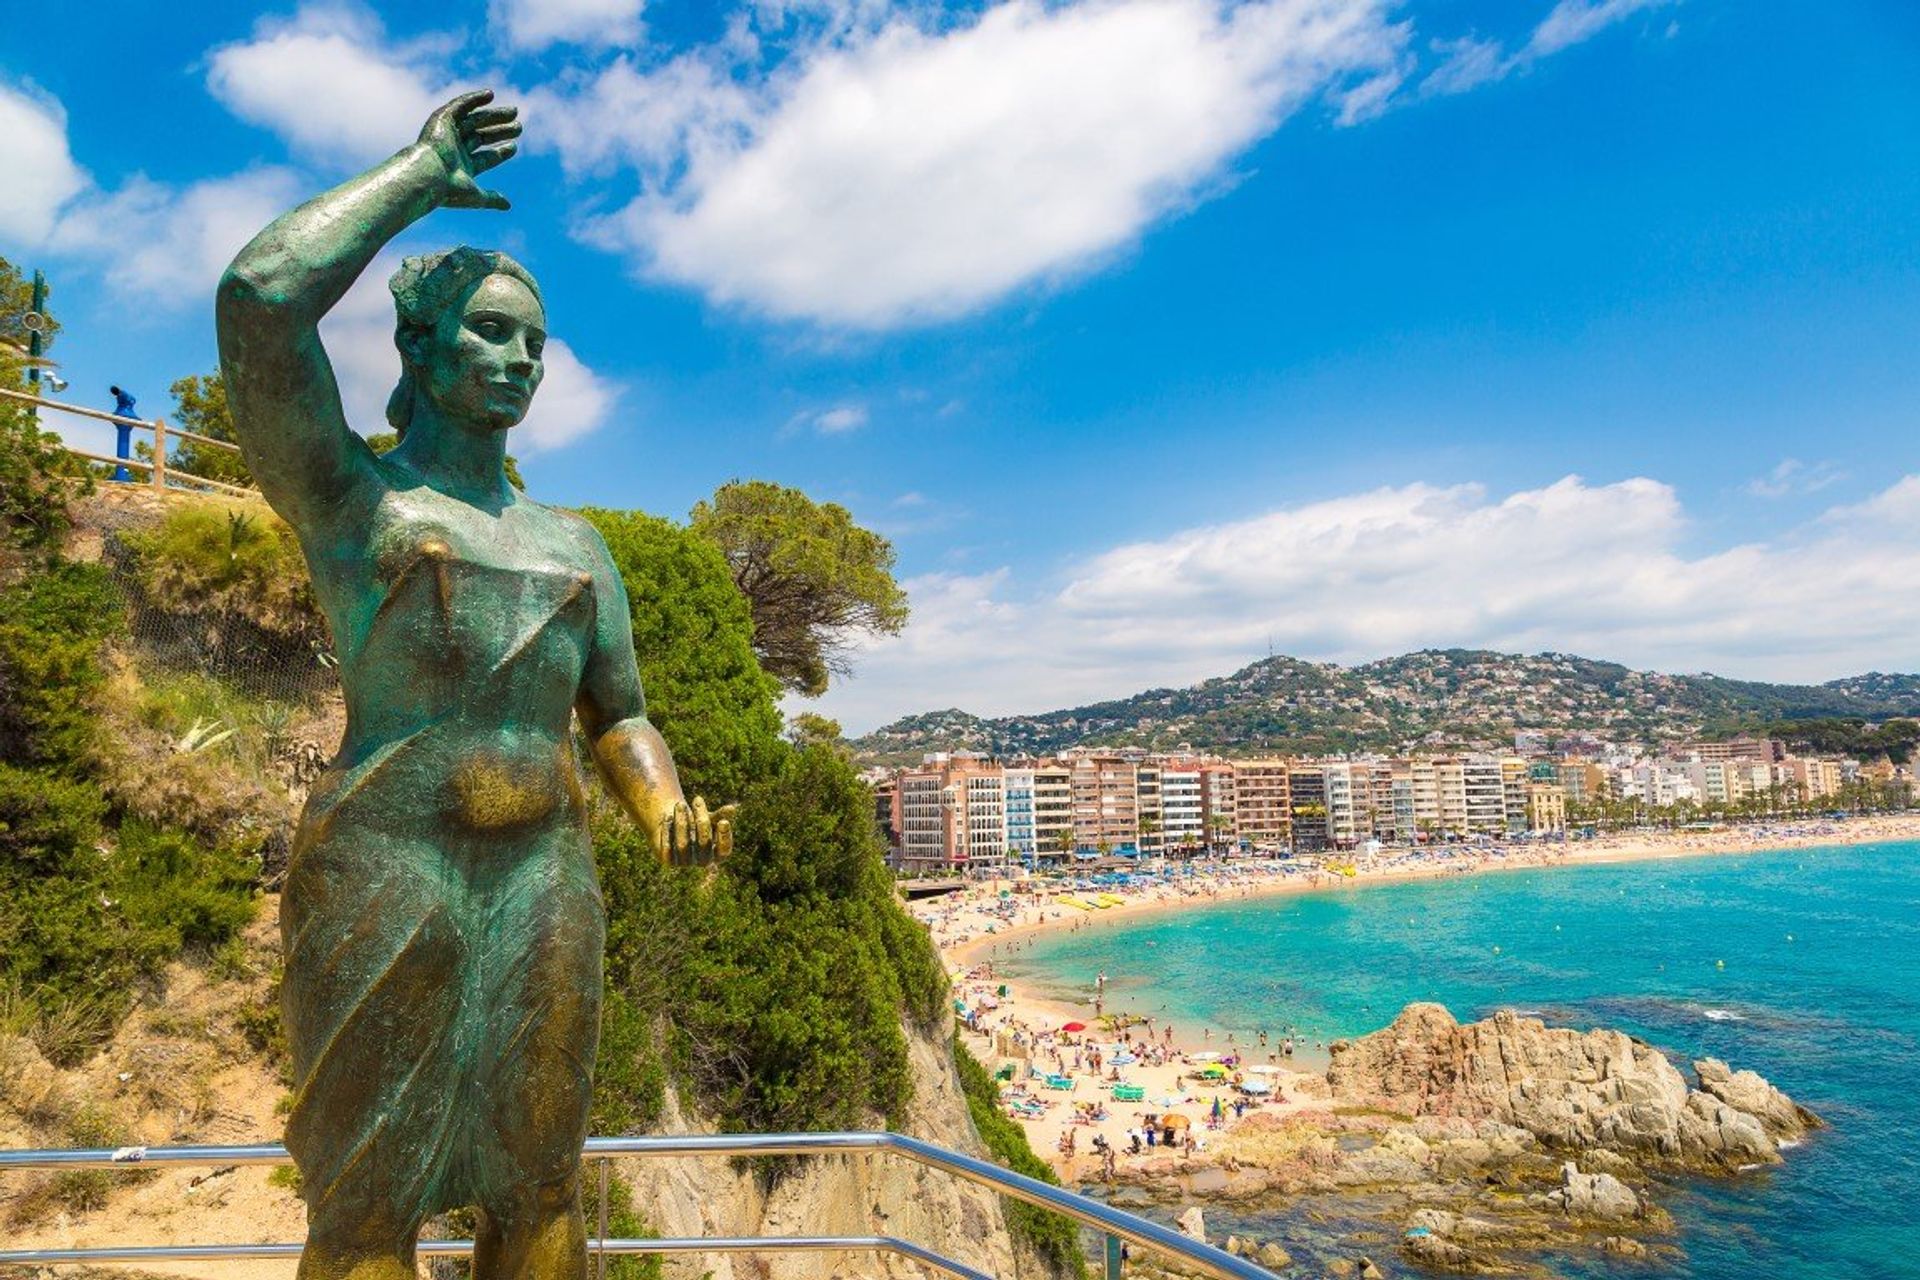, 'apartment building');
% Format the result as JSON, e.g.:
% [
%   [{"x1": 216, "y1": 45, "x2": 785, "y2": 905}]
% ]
[
  {"x1": 1433, "y1": 757, "x2": 1469, "y2": 837},
  {"x1": 1321, "y1": 761, "x2": 1362, "y2": 849},
  {"x1": 1684, "y1": 737, "x2": 1782, "y2": 765},
  {"x1": 1783, "y1": 756, "x2": 1844, "y2": 800},
  {"x1": 1557, "y1": 760, "x2": 1607, "y2": 804},
  {"x1": 1136, "y1": 764, "x2": 1165, "y2": 855},
  {"x1": 1032, "y1": 763, "x2": 1074, "y2": 859},
  {"x1": 1160, "y1": 766, "x2": 1205, "y2": 851},
  {"x1": 896, "y1": 768, "x2": 951, "y2": 873},
  {"x1": 891, "y1": 753, "x2": 1005, "y2": 872},
  {"x1": 1003, "y1": 768, "x2": 1036, "y2": 860},
  {"x1": 1070, "y1": 754, "x2": 1140, "y2": 853},
  {"x1": 1288, "y1": 764, "x2": 1329, "y2": 852},
  {"x1": 1526, "y1": 783, "x2": 1567, "y2": 833},
  {"x1": 1198, "y1": 762, "x2": 1239, "y2": 848},
  {"x1": 1501, "y1": 758, "x2": 1531, "y2": 835},
  {"x1": 1234, "y1": 759, "x2": 1291, "y2": 850},
  {"x1": 1462, "y1": 756, "x2": 1508, "y2": 835}
]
